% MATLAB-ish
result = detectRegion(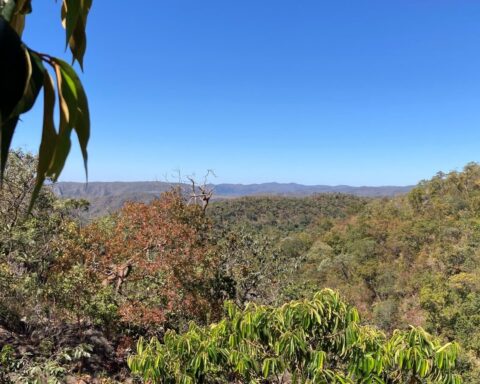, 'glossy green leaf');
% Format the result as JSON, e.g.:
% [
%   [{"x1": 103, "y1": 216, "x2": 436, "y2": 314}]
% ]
[{"x1": 128, "y1": 290, "x2": 462, "y2": 383}]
